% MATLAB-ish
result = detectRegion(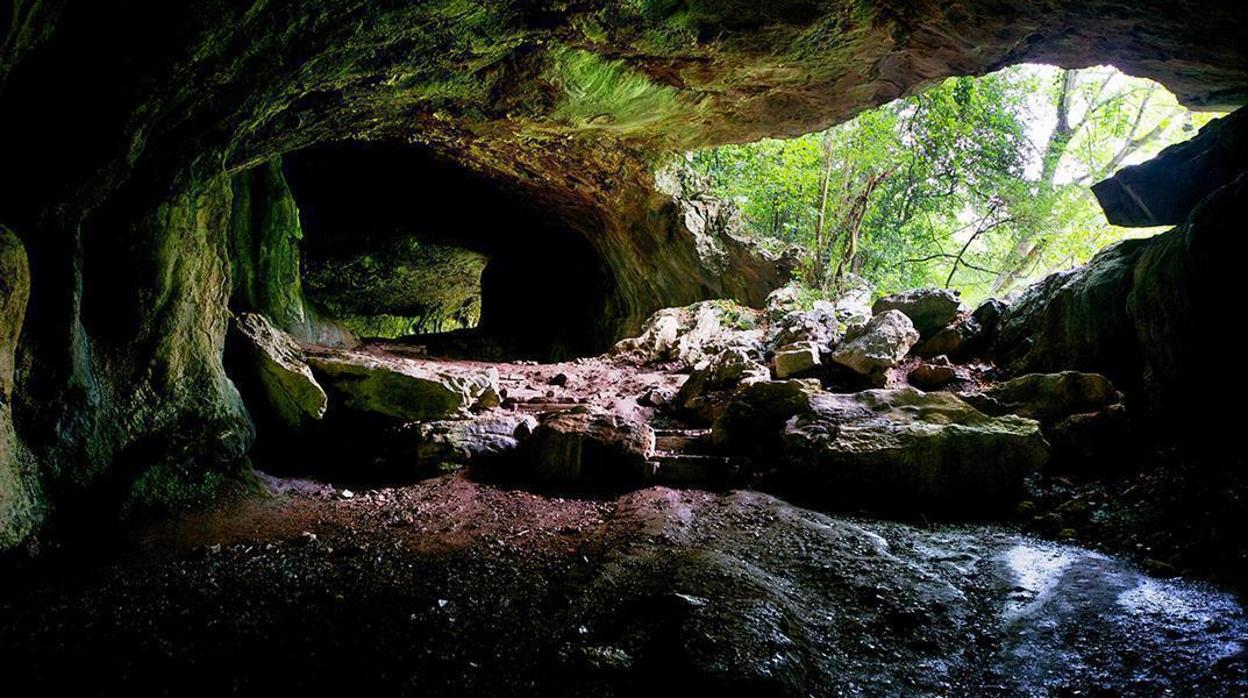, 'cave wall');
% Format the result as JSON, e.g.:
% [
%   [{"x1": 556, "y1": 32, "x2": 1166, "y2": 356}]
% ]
[
  {"x1": 1, "y1": 226, "x2": 39, "y2": 547},
  {"x1": 2, "y1": 1, "x2": 1247, "y2": 546},
  {"x1": 995, "y1": 109, "x2": 1248, "y2": 459}
]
